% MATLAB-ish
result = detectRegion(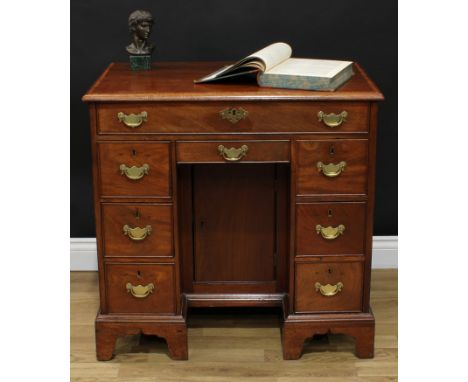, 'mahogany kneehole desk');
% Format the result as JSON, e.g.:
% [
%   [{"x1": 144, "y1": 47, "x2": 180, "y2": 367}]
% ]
[{"x1": 83, "y1": 62, "x2": 383, "y2": 361}]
